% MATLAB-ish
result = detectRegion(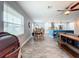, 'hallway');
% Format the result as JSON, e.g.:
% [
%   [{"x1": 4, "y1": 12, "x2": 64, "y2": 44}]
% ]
[
  {"x1": 0, "y1": 1, "x2": 79, "y2": 58},
  {"x1": 22, "y1": 34, "x2": 70, "y2": 58}
]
